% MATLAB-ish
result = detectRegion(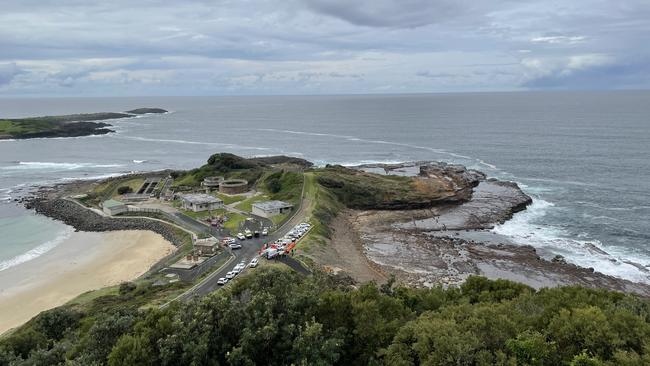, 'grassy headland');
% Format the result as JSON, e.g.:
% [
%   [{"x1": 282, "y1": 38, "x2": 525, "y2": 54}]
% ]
[{"x1": 0, "y1": 108, "x2": 166, "y2": 140}]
